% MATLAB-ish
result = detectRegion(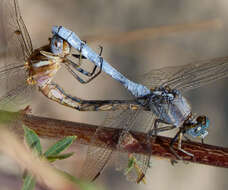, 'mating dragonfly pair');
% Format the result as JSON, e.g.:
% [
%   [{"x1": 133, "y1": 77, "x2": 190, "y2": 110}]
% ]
[{"x1": 1, "y1": 0, "x2": 228, "y2": 184}]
